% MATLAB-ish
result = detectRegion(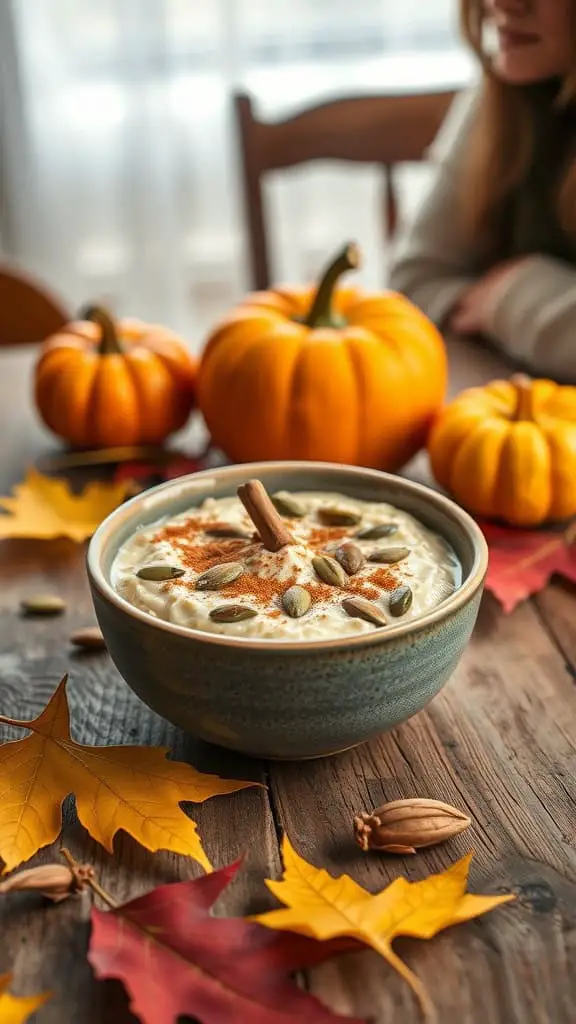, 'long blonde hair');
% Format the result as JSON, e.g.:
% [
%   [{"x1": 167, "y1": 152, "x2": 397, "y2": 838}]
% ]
[{"x1": 460, "y1": 0, "x2": 576, "y2": 244}]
